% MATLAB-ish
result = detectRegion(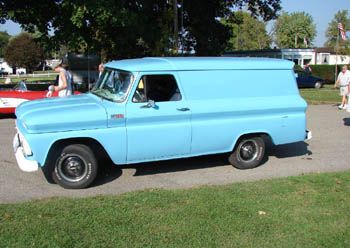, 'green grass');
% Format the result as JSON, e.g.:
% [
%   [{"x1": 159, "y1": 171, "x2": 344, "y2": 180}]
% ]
[
  {"x1": 1, "y1": 171, "x2": 350, "y2": 247},
  {"x1": 0, "y1": 76, "x2": 56, "y2": 84},
  {"x1": 299, "y1": 84, "x2": 340, "y2": 105},
  {"x1": 33, "y1": 70, "x2": 55, "y2": 74}
]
